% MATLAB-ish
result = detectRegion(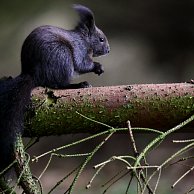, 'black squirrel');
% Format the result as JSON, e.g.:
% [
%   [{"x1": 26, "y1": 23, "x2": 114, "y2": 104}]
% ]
[
  {"x1": 21, "y1": 4, "x2": 110, "y2": 89},
  {"x1": 0, "y1": 4, "x2": 110, "y2": 175}
]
